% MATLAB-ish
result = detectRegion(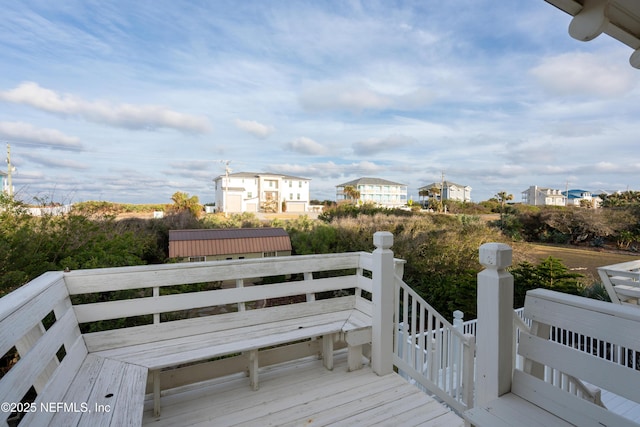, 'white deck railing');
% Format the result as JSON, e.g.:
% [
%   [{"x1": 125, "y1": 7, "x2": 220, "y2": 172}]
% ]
[{"x1": 393, "y1": 276, "x2": 476, "y2": 414}]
